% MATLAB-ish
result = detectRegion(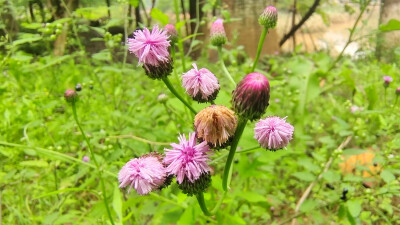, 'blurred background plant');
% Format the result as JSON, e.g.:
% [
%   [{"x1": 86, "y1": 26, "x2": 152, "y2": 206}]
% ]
[{"x1": 0, "y1": 0, "x2": 400, "y2": 224}]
